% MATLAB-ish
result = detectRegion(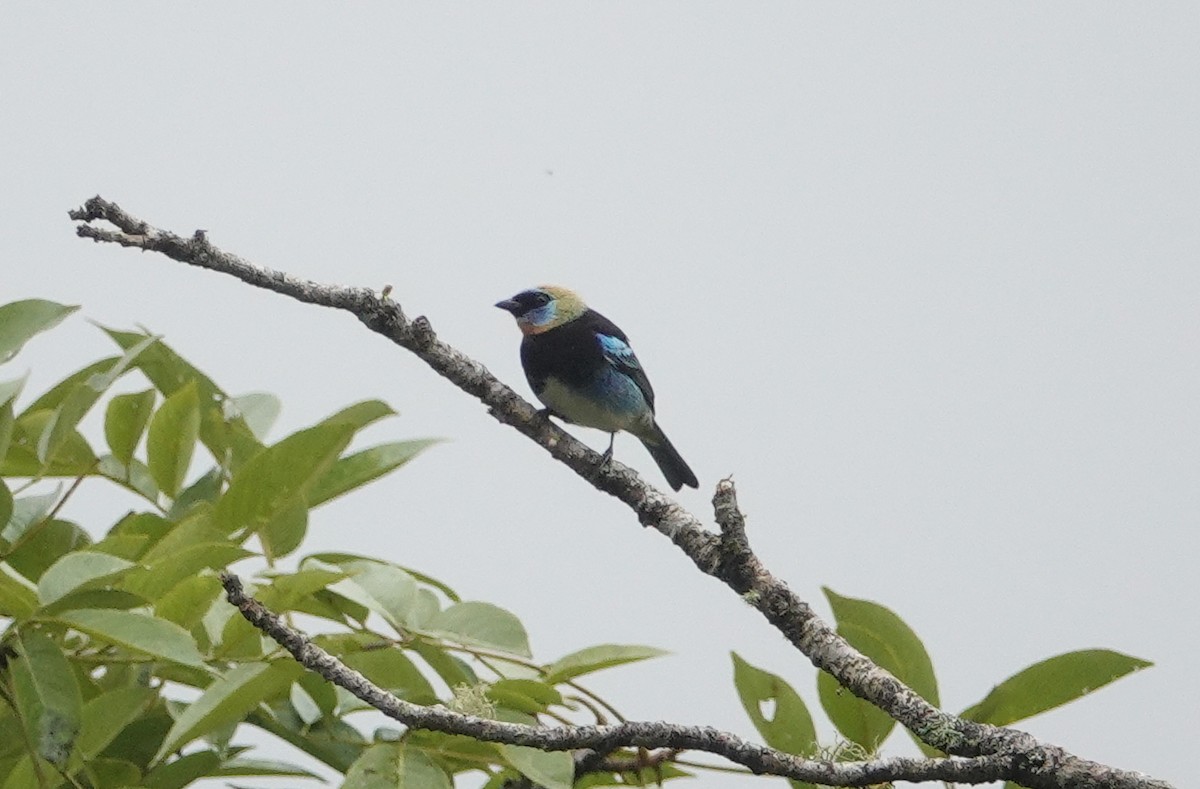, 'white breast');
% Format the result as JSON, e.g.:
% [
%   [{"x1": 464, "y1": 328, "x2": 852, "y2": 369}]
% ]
[{"x1": 538, "y1": 376, "x2": 652, "y2": 435}]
